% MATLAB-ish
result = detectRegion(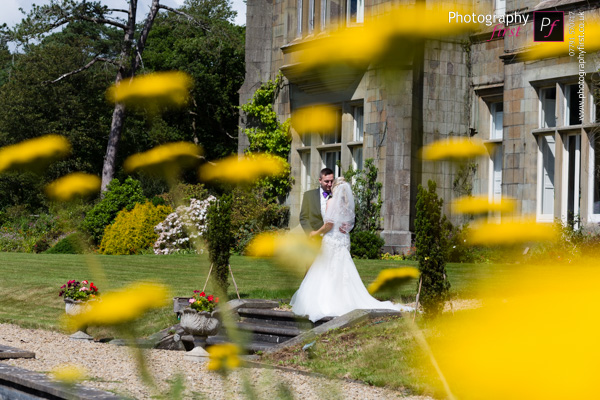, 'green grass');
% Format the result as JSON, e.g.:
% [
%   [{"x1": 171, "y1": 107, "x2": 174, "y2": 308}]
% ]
[{"x1": 0, "y1": 251, "x2": 512, "y2": 337}]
